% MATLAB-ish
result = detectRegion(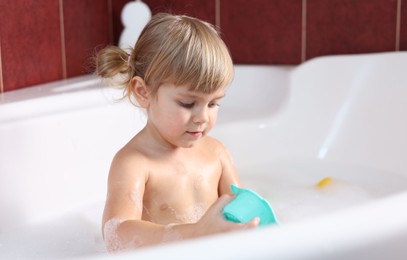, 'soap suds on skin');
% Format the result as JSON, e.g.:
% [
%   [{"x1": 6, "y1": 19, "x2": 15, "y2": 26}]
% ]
[
  {"x1": 148, "y1": 198, "x2": 207, "y2": 224},
  {"x1": 130, "y1": 191, "x2": 143, "y2": 212},
  {"x1": 103, "y1": 218, "x2": 144, "y2": 253},
  {"x1": 103, "y1": 218, "x2": 123, "y2": 253},
  {"x1": 173, "y1": 203, "x2": 206, "y2": 223}
]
